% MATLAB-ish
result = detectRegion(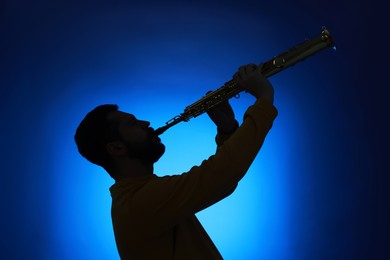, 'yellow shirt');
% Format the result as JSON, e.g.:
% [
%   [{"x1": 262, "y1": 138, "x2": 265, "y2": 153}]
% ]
[{"x1": 110, "y1": 99, "x2": 278, "y2": 259}]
